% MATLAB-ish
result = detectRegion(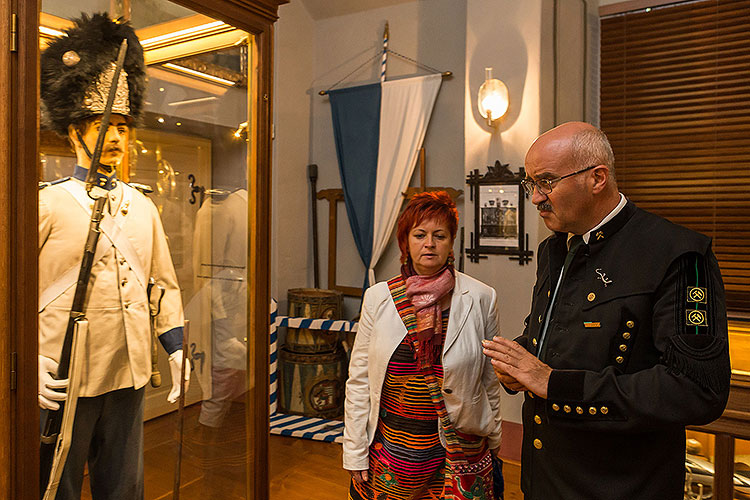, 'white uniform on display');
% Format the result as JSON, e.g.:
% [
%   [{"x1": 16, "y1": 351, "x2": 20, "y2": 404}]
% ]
[
  {"x1": 39, "y1": 172, "x2": 185, "y2": 398},
  {"x1": 189, "y1": 189, "x2": 248, "y2": 427}
]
